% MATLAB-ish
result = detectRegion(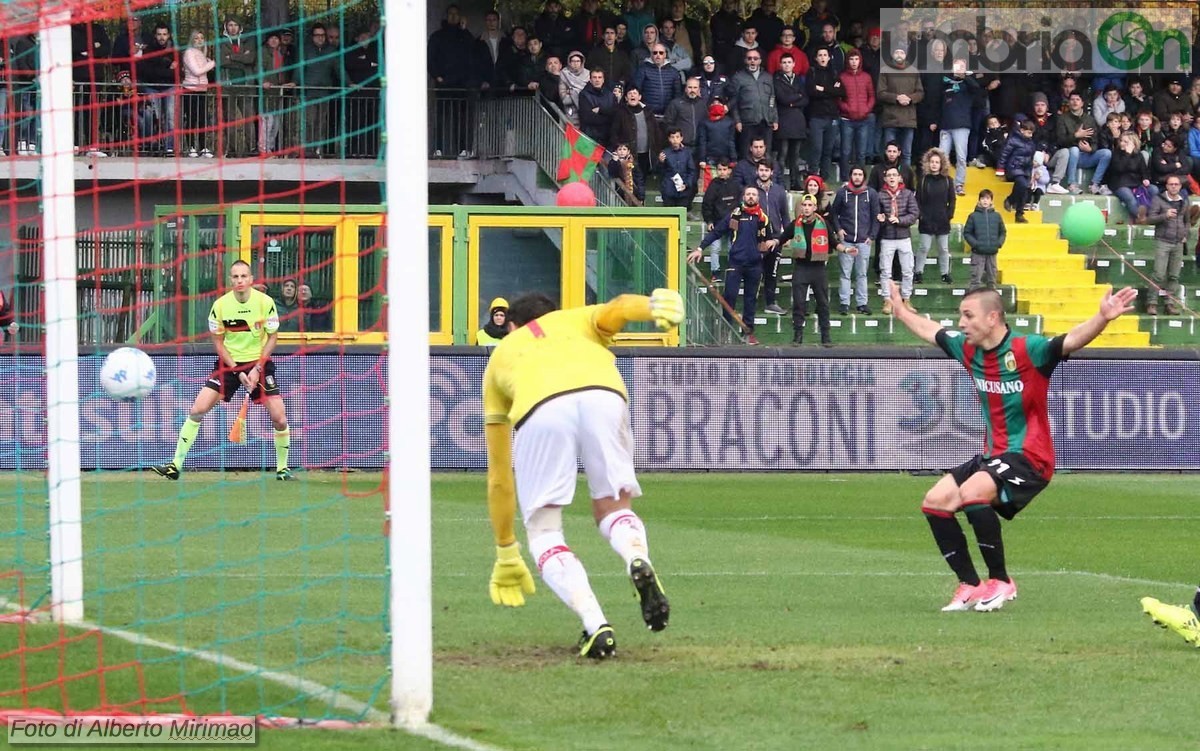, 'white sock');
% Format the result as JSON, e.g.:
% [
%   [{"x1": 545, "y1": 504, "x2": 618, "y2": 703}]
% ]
[
  {"x1": 597, "y1": 510, "x2": 650, "y2": 571},
  {"x1": 528, "y1": 532, "x2": 607, "y2": 634}
]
